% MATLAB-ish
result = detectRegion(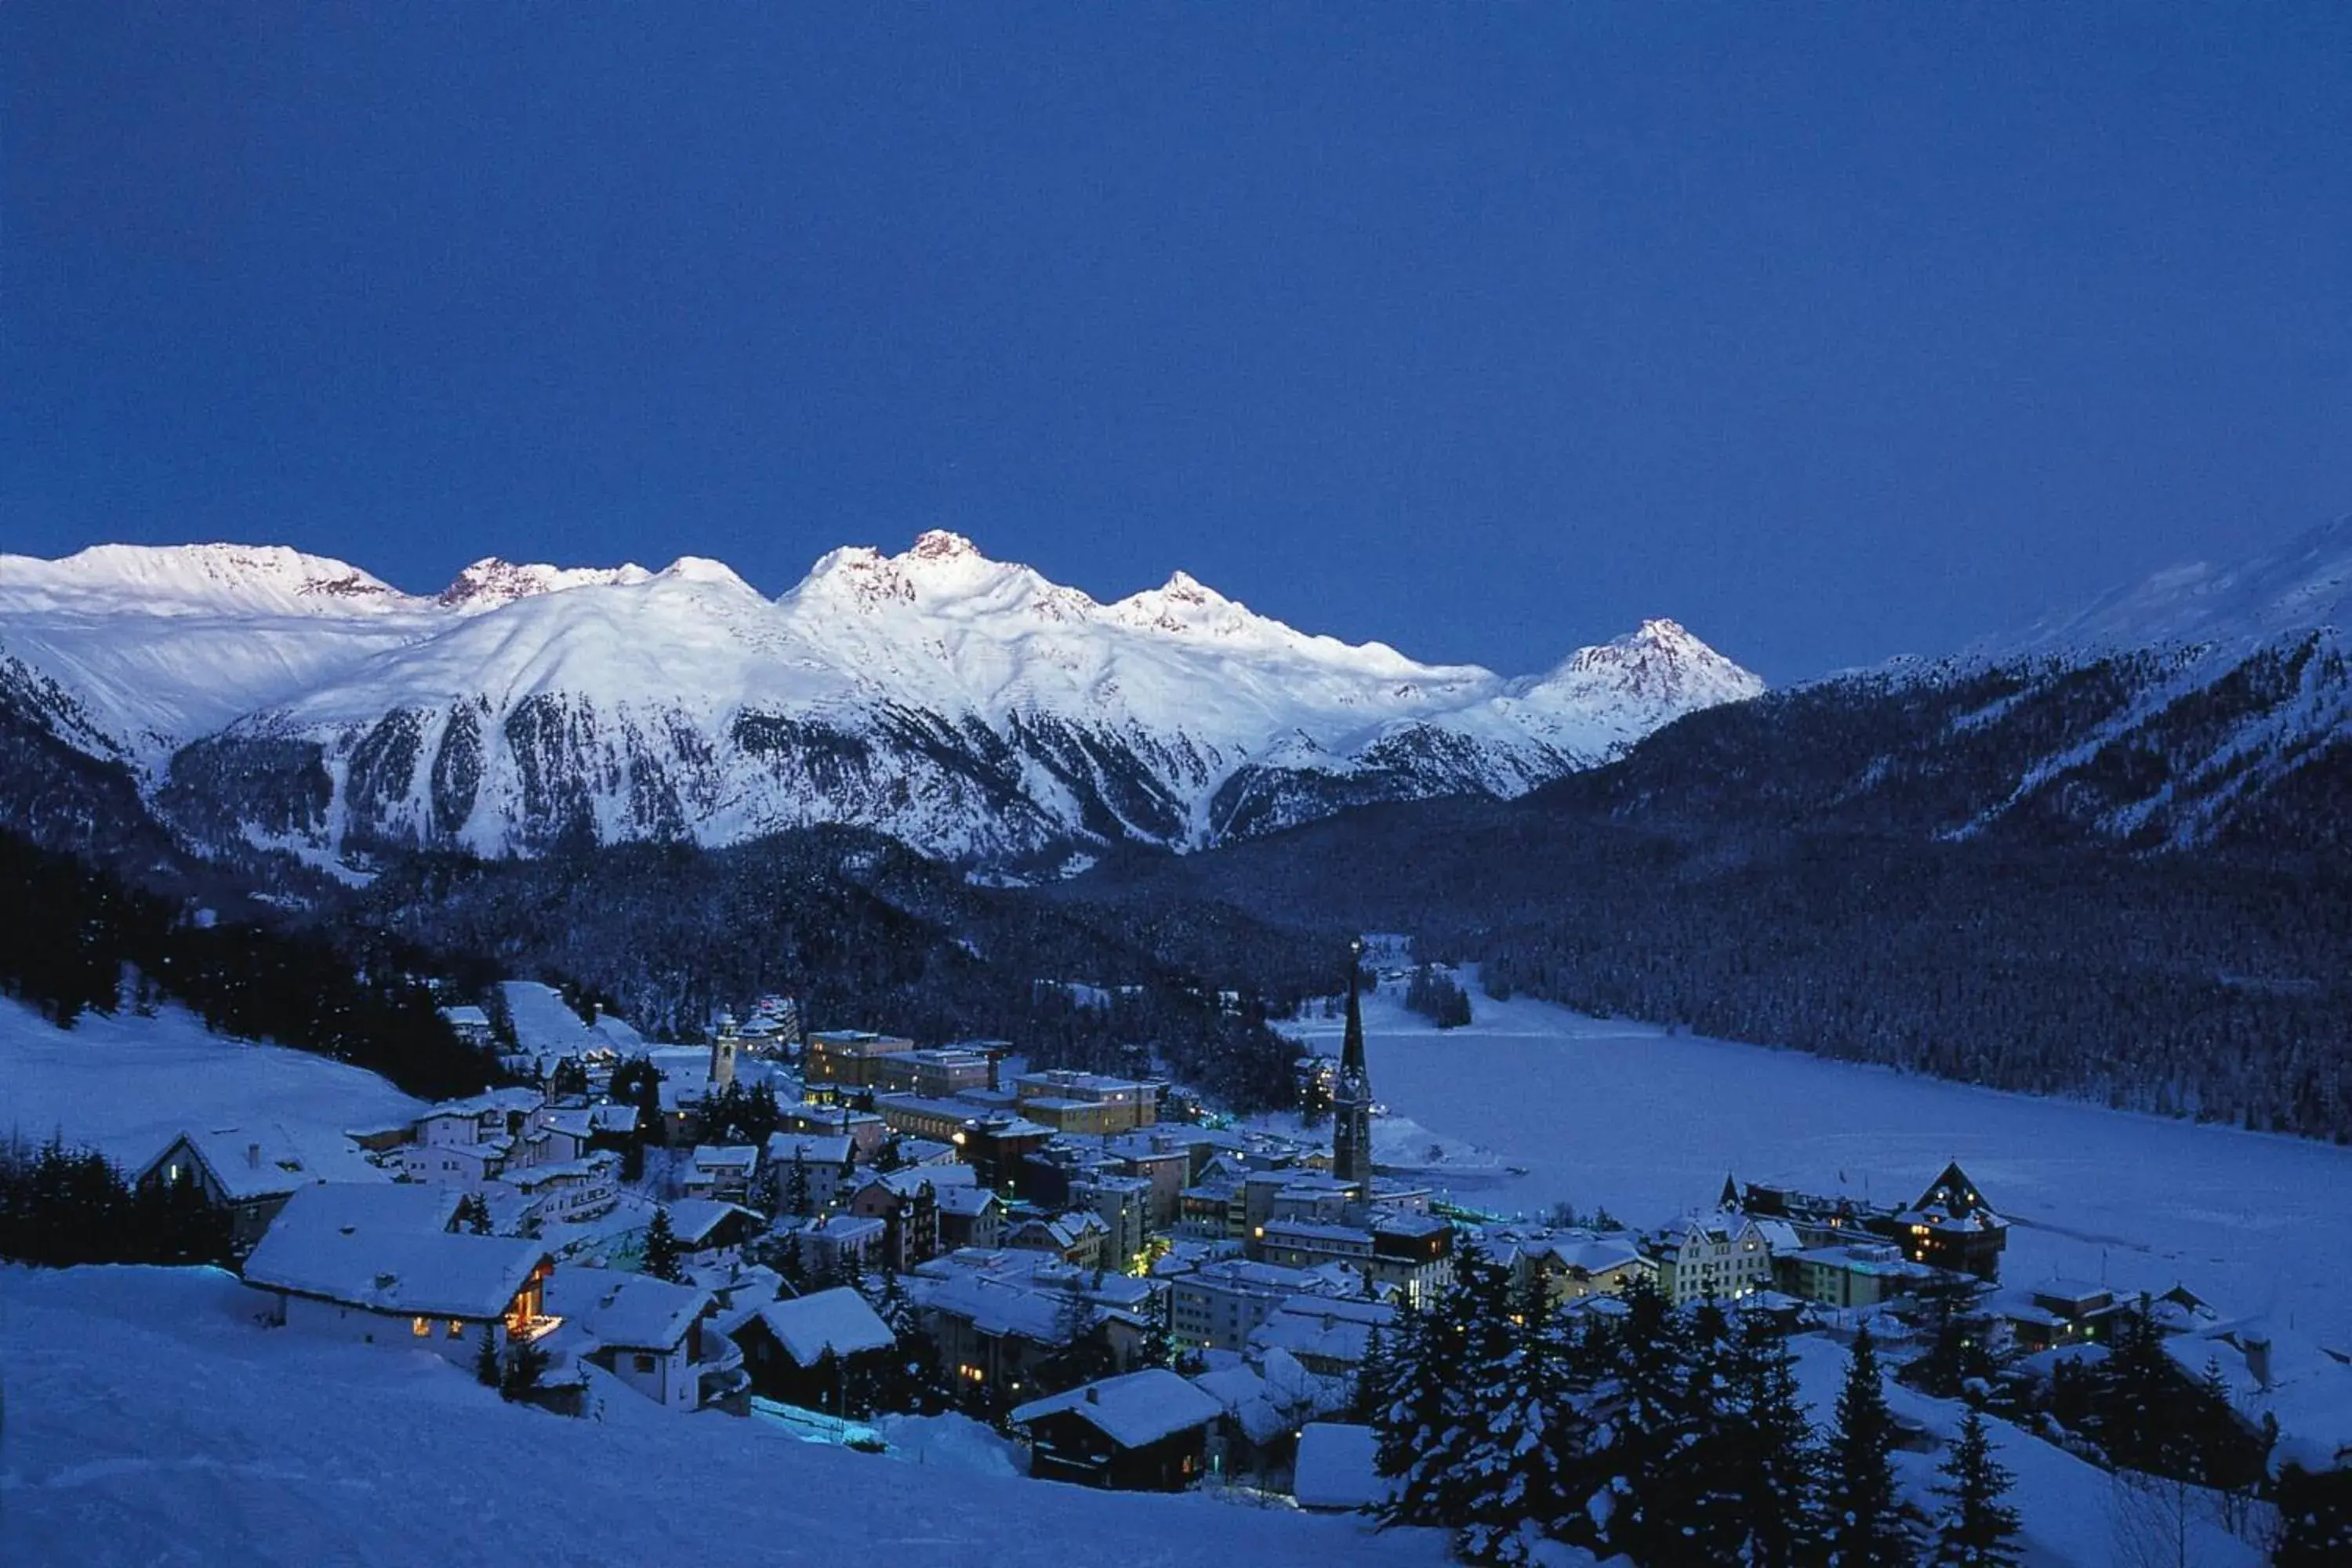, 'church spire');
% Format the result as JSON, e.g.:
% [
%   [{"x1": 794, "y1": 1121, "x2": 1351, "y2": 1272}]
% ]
[{"x1": 1333, "y1": 936, "x2": 1374, "y2": 1189}]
